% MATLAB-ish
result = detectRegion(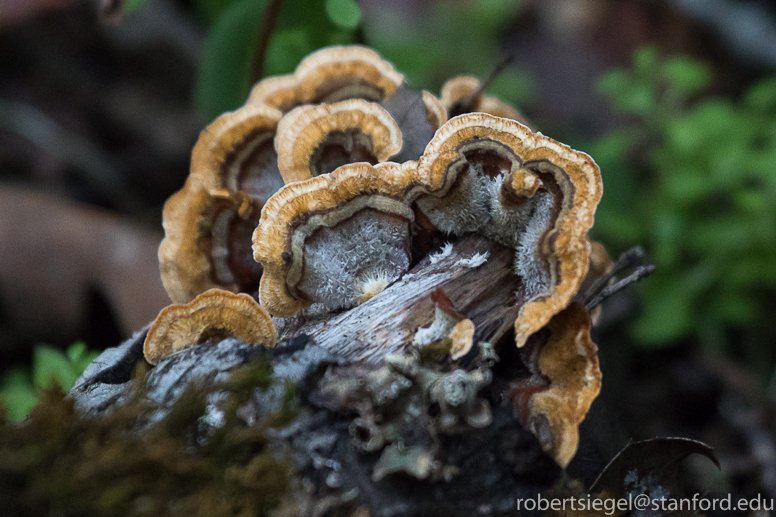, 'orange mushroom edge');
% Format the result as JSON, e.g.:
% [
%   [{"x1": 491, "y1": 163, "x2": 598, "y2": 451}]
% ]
[
  {"x1": 158, "y1": 181, "x2": 263, "y2": 304},
  {"x1": 414, "y1": 113, "x2": 603, "y2": 348},
  {"x1": 523, "y1": 302, "x2": 602, "y2": 468},
  {"x1": 421, "y1": 91, "x2": 449, "y2": 131},
  {"x1": 246, "y1": 45, "x2": 405, "y2": 113},
  {"x1": 253, "y1": 161, "x2": 427, "y2": 317},
  {"x1": 440, "y1": 75, "x2": 528, "y2": 125},
  {"x1": 189, "y1": 103, "x2": 285, "y2": 207},
  {"x1": 143, "y1": 288, "x2": 277, "y2": 365},
  {"x1": 274, "y1": 99, "x2": 403, "y2": 184}
]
